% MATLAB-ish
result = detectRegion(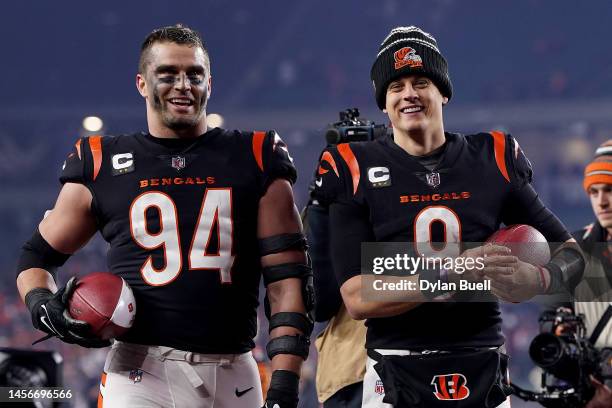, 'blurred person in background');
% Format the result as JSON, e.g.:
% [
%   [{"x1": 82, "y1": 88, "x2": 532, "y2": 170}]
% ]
[
  {"x1": 572, "y1": 139, "x2": 612, "y2": 407},
  {"x1": 304, "y1": 172, "x2": 367, "y2": 408},
  {"x1": 312, "y1": 25, "x2": 585, "y2": 408},
  {"x1": 15, "y1": 24, "x2": 313, "y2": 408}
]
